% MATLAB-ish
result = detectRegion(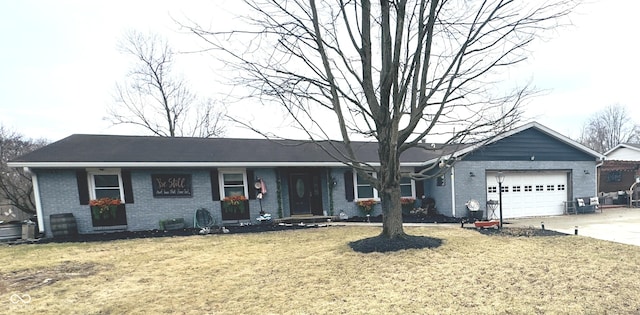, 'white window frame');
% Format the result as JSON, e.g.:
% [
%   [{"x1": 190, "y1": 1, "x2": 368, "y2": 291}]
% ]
[
  {"x1": 354, "y1": 171, "x2": 378, "y2": 200},
  {"x1": 87, "y1": 168, "x2": 124, "y2": 201},
  {"x1": 399, "y1": 176, "x2": 416, "y2": 198},
  {"x1": 353, "y1": 171, "x2": 416, "y2": 200},
  {"x1": 218, "y1": 168, "x2": 248, "y2": 198}
]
